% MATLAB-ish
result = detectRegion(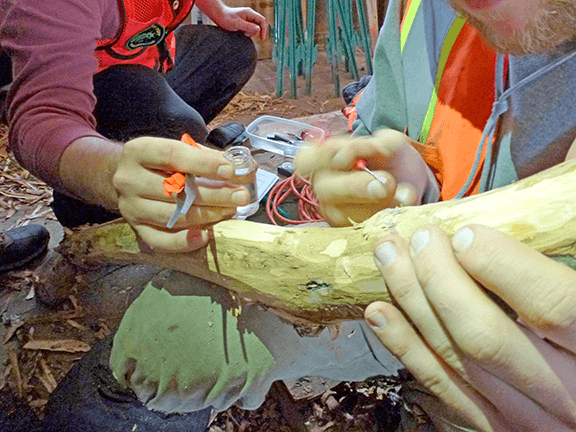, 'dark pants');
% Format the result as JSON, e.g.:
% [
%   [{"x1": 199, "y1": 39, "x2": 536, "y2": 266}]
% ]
[{"x1": 1, "y1": 25, "x2": 257, "y2": 228}]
